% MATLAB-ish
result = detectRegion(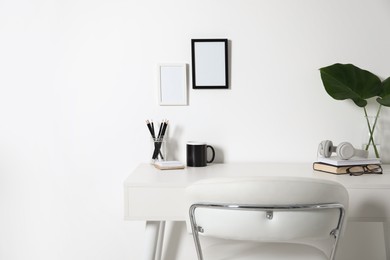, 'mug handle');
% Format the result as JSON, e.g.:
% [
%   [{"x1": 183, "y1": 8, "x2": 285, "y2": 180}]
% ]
[{"x1": 207, "y1": 145, "x2": 215, "y2": 163}]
